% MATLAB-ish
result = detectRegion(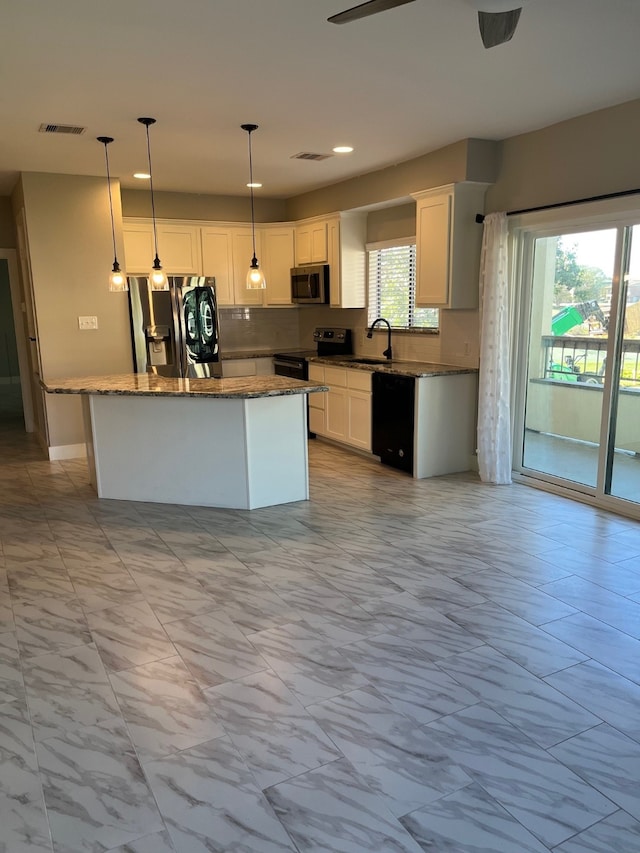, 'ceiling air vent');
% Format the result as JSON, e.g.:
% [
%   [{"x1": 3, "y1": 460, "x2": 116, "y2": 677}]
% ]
[
  {"x1": 290, "y1": 151, "x2": 333, "y2": 161},
  {"x1": 39, "y1": 123, "x2": 86, "y2": 135}
]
